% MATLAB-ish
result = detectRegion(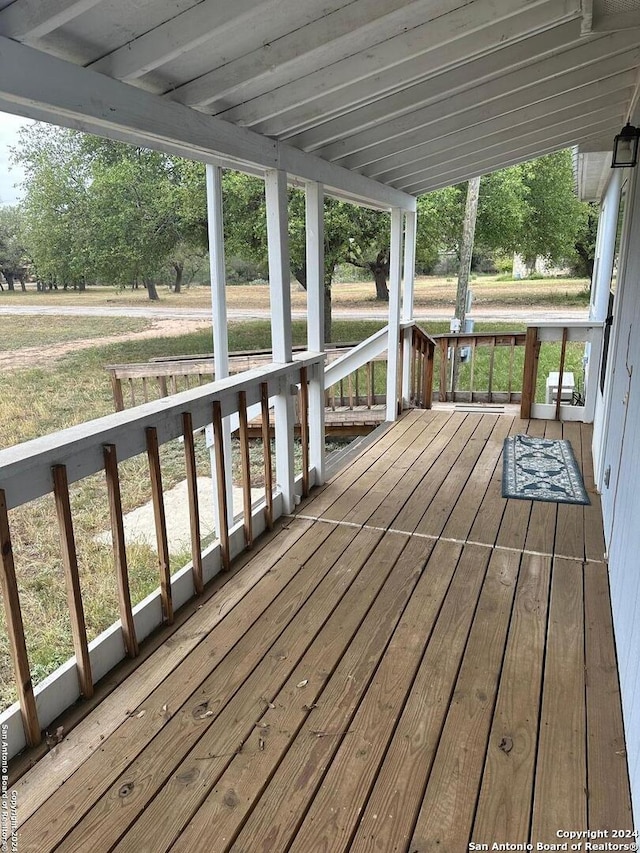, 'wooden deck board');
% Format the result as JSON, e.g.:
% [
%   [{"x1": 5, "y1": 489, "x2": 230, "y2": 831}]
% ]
[{"x1": 14, "y1": 410, "x2": 631, "y2": 852}]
